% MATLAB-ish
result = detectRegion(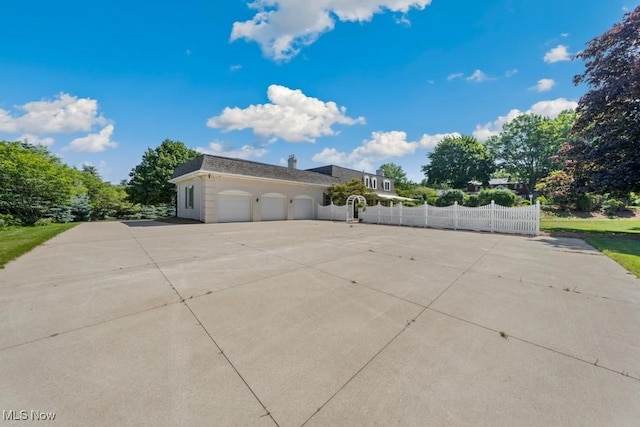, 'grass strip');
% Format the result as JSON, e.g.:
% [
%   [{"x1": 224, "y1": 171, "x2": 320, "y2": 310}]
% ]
[
  {"x1": 541, "y1": 219, "x2": 640, "y2": 235},
  {"x1": 586, "y1": 237, "x2": 640, "y2": 279},
  {"x1": 0, "y1": 223, "x2": 78, "y2": 269}
]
